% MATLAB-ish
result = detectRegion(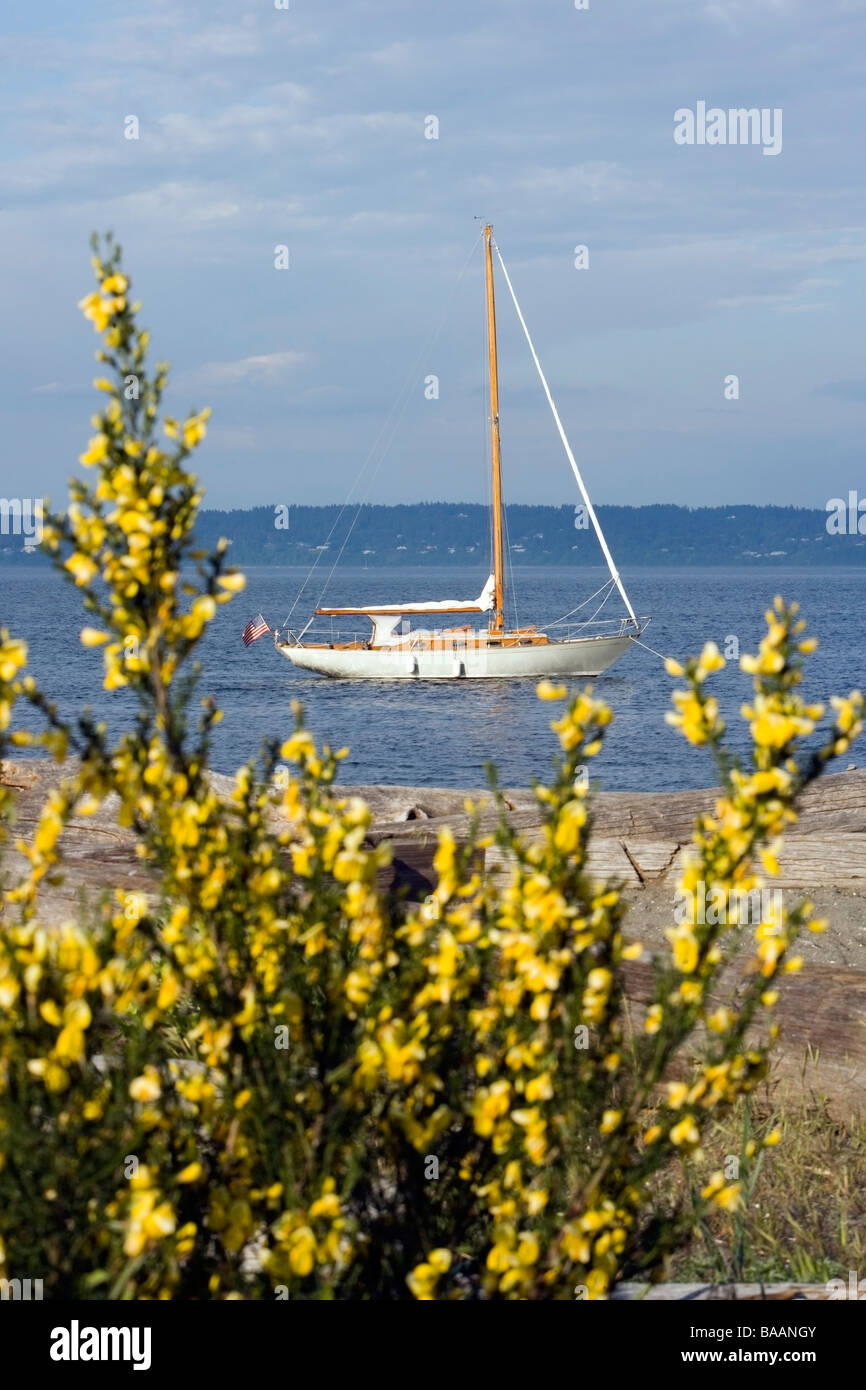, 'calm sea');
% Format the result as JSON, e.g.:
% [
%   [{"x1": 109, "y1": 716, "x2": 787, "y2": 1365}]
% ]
[{"x1": 2, "y1": 565, "x2": 864, "y2": 792}]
